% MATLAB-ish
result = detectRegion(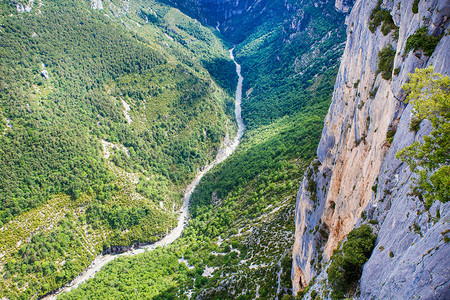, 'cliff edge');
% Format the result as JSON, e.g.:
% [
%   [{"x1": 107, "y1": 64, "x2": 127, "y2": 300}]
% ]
[{"x1": 292, "y1": 0, "x2": 450, "y2": 298}]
